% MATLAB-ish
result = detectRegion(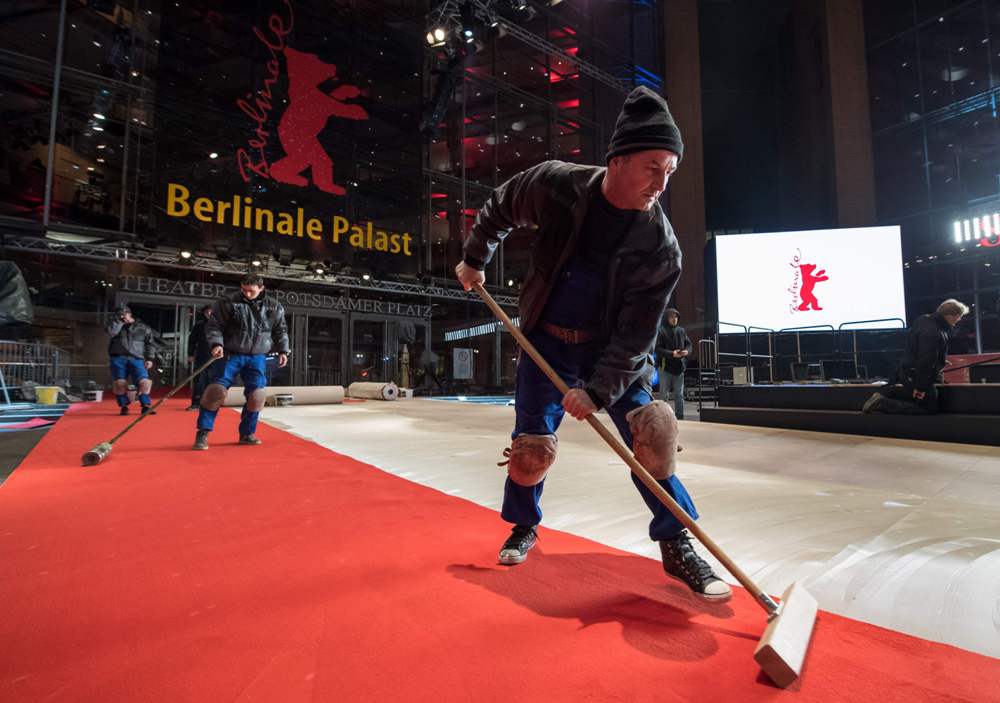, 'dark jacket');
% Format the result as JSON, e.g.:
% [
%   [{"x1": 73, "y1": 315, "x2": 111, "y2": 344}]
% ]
[
  {"x1": 206, "y1": 291, "x2": 290, "y2": 356},
  {"x1": 463, "y1": 160, "x2": 682, "y2": 408},
  {"x1": 188, "y1": 317, "x2": 213, "y2": 359},
  {"x1": 656, "y1": 322, "x2": 692, "y2": 375},
  {"x1": 898, "y1": 312, "x2": 950, "y2": 392},
  {"x1": 106, "y1": 318, "x2": 155, "y2": 360}
]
